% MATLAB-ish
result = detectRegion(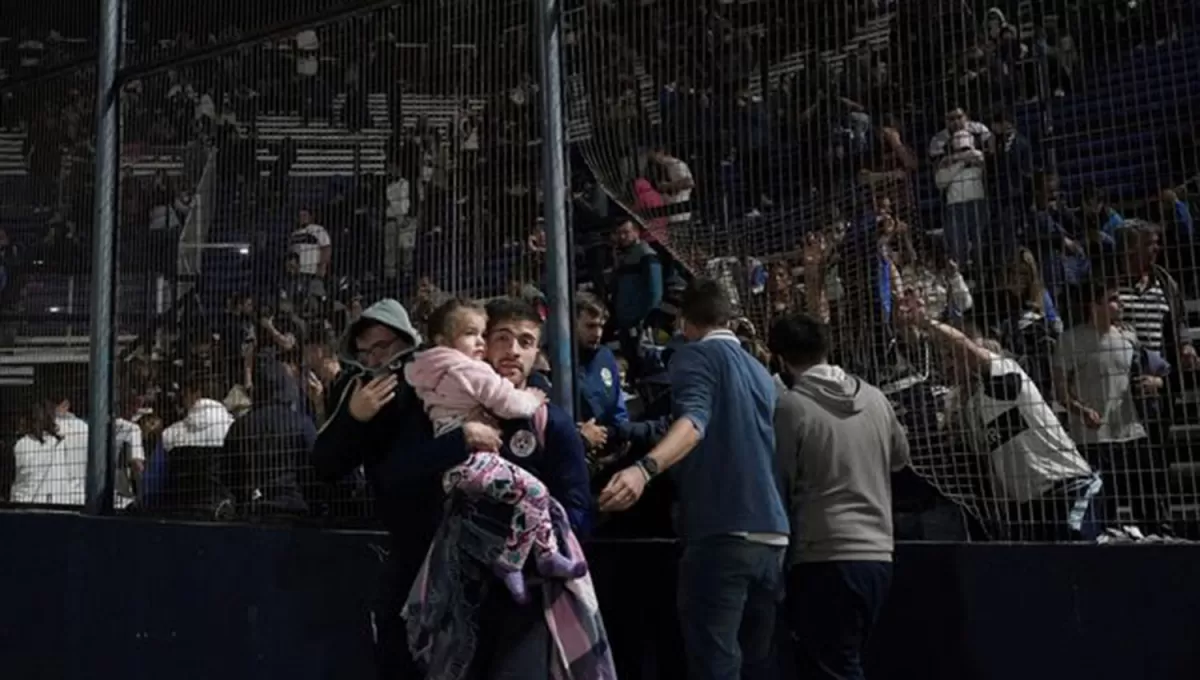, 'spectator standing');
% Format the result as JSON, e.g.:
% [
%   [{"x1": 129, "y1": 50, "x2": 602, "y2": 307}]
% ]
[
  {"x1": 986, "y1": 111, "x2": 1034, "y2": 247},
  {"x1": 600, "y1": 278, "x2": 789, "y2": 680},
  {"x1": 289, "y1": 208, "x2": 332, "y2": 285},
  {"x1": 769, "y1": 312, "x2": 909, "y2": 680},
  {"x1": 1053, "y1": 280, "x2": 1169, "y2": 529},
  {"x1": 574, "y1": 293, "x2": 624, "y2": 455},
  {"x1": 310, "y1": 298, "x2": 499, "y2": 680},
  {"x1": 610, "y1": 219, "x2": 664, "y2": 378},
  {"x1": 934, "y1": 129, "x2": 989, "y2": 269},
  {"x1": 1113, "y1": 222, "x2": 1197, "y2": 369}
]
